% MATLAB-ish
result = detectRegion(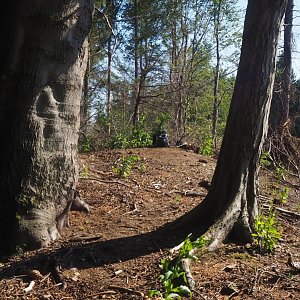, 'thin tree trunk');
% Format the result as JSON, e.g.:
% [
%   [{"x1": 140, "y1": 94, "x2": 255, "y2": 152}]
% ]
[
  {"x1": 170, "y1": 24, "x2": 179, "y2": 141},
  {"x1": 0, "y1": 0, "x2": 94, "y2": 253},
  {"x1": 279, "y1": 0, "x2": 294, "y2": 134},
  {"x1": 212, "y1": 0, "x2": 221, "y2": 148},
  {"x1": 169, "y1": 0, "x2": 287, "y2": 250},
  {"x1": 132, "y1": 0, "x2": 140, "y2": 126},
  {"x1": 81, "y1": 50, "x2": 91, "y2": 133},
  {"x1": 106, "y1": 0, "x2": 115, "y2": 136},
  {"x1": 107, "y1": 30, "x2": 113, "y2": 135}
]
